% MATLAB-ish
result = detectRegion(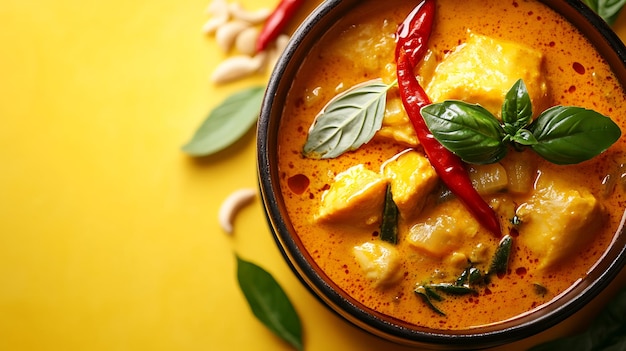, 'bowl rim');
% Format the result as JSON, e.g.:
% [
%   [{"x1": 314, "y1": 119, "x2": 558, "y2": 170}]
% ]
[{"x1": 257, "y1": 0, "x2": 626, "y2": 348}]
